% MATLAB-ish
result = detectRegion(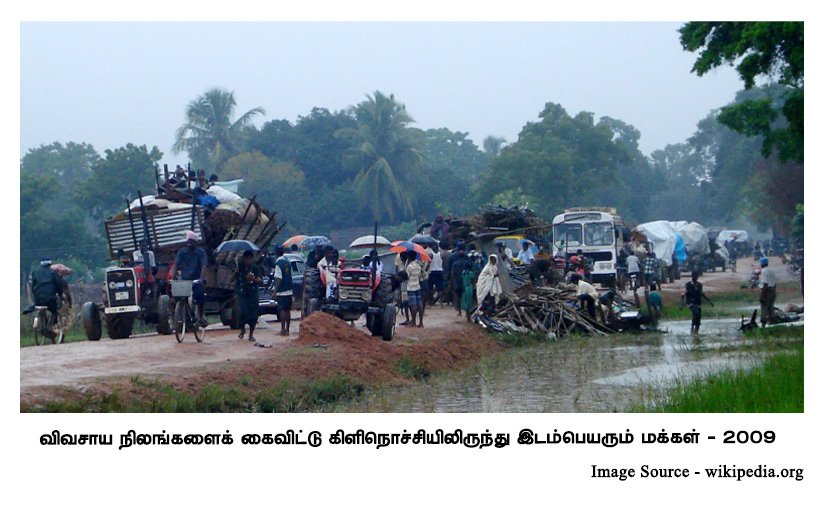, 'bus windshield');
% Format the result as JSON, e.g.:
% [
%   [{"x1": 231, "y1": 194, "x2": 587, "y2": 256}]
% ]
[
  {"x1": 584, "y1": 222, "x2": 614, "y2": 246},
  {"x1": 554, "y1": 223, "x2": 582, "y2": 248}
]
